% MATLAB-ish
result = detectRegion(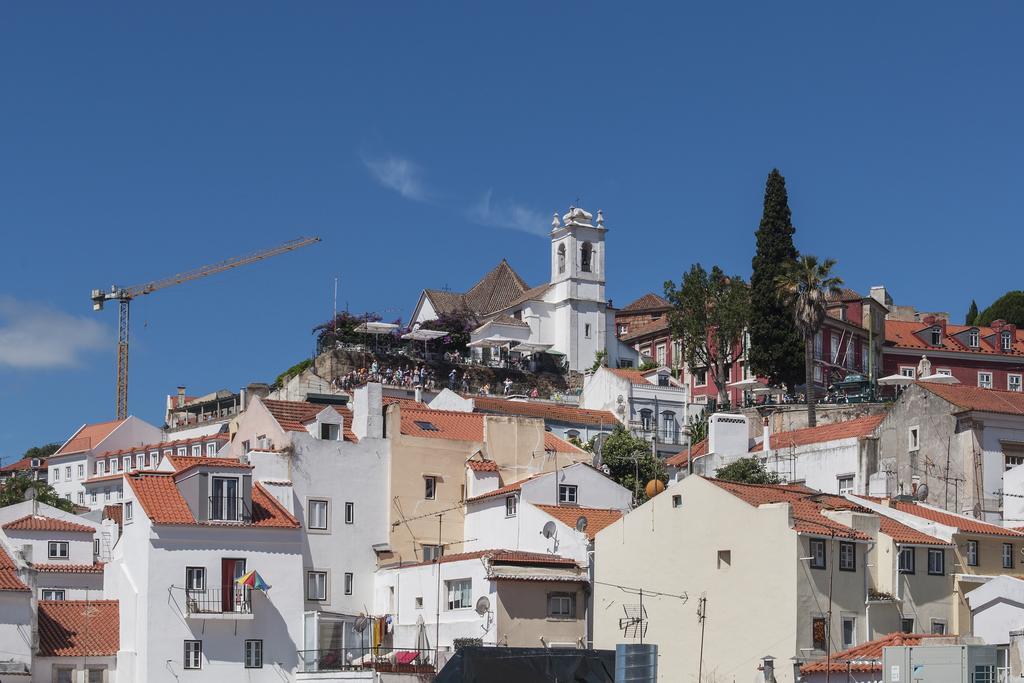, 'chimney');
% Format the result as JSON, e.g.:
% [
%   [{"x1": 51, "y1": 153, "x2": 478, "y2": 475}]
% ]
[
  {"x1": 414, "y1": 384, "x2": 423, "y2": 404},
  {"x1": 177, "y1": 386, "x2": 186, "y2": 408},
  {"x1": 869, "y1": 285, "x2": 892, "y2": 308},
  {"x1": 762, "y1": 417, "x2": 771, "y2": 454},
  {"x1": 353, "y1": 382, "x2": 384, "y2": 440},
  {"x1": 246, "y1": 383, "x2": 270, "y2": 402},
  {"x1": 708, "y1": 413, "x2": 749, "y2": 463},
  {"x1": 240, "y1": 387, "x2": 248, "y2": 412}
]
